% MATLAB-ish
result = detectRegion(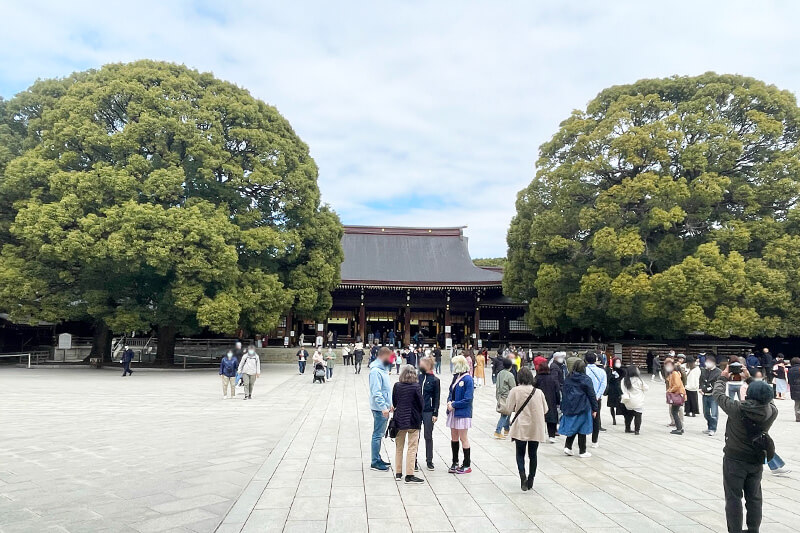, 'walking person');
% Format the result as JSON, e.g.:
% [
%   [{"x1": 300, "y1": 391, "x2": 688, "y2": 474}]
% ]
[
  {"x1": 369, "y1": 347, "x2": 394, "y2": 471},
  {"x1": 700, "y1": 355, "x2": 722, "y2": 436},
  {"x1": 446, "y1": 355, "x2": 474, "y2": 474},
  {"x1": 789, "y1": 357, "x2": 800, "y2": 422},
  {"x1": 296, "y1": 346, "x2": 309, "y2": 375},
  {"x1": 392, "y1": 365, "x2": 425, "y2": 484},
  {"x1": 685, "y1": 358, "x2": 701, "y2": 417},
  {"x1": 237, "y1": 345, "x2": 261, "y2": 400},
  {"x1": 535, "y1": 360, "x2": 561, "y2": 442},
  {"x1": 585, "y1": 353, "x2": 607, "y2": 448},
  {"x1": 620, "y1": 365, "x2": 648, "y2": 434},
  {"x1": 219, "y1": 349, "x2": 238, "y2": 399},
  {"x1": 474, "y1": 350, "x2": 486, "y2": 387},
  {"x1": 773, "y1": 355, "x2": 788, "y2": 400},
  {"x1": 324, "y1": 347, "x2": 336, "y2": 380},
  {"x1": 666, "y1": 358, "x2": 686, "y2": 435},
  {"x1": 354, "y1": 343, "x2": 364, "y2": 374},
  {"x1": 559, "y1": 360, "x2": 598, "y2": 458},
  {"x1": 606, "y1": 357, "x2": 624, "y2": 425},
  {"x1": 433, "y1": 346, "x2": 442, "y2": 375},
  {"x1": 713, "y1": 367, "x2": 778, "y2": 533},
  {"x1": 494, "y1": 358, "x2": 516, "y2": 439},
  {"x1": 507, "y1": 367, "x2": 547, "y2": 491},
  {"x1": 121, "y1": 345, "x2": 134, "y2": 377},
  {"x1": 418, "y1": 356, "x2": 440, "y2": 470},
  {"x1": 651, "y1": 352, "x2": 663, "y2": 382}
]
